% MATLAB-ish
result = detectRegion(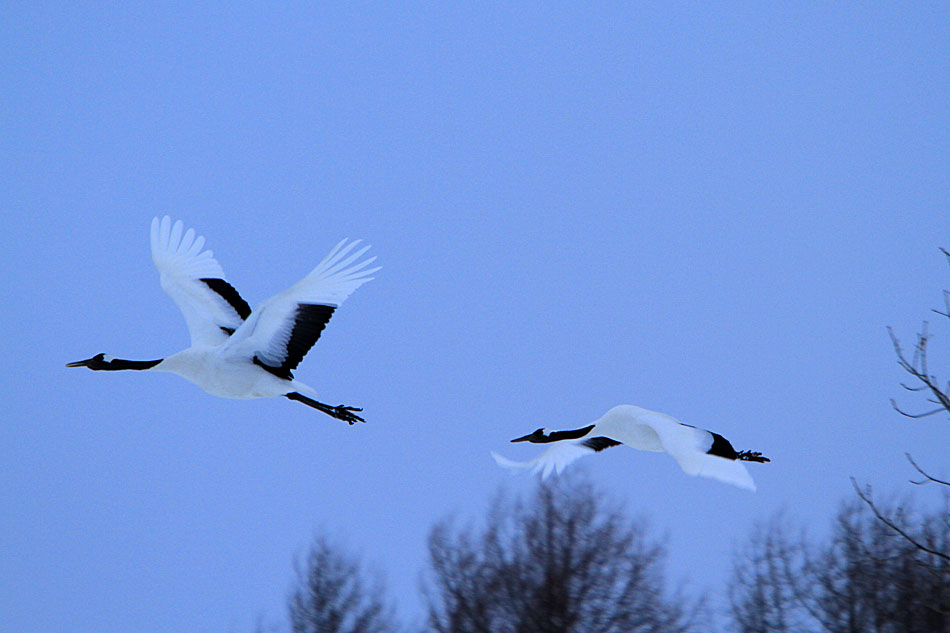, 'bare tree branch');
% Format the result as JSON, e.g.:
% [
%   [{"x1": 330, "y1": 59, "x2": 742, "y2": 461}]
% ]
[
  {"x1": 888, "y1": 324, "x2": 950, "y2": 419},
  {"x1": 889, "y1": 398, "x2": 945, "y2": 419},
  {"x1": 850, "y1": 478, "x2": 950, "y2": 562},
  {"x1": 906, "y1": 453, "x2": 950, "y2": 487}
]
